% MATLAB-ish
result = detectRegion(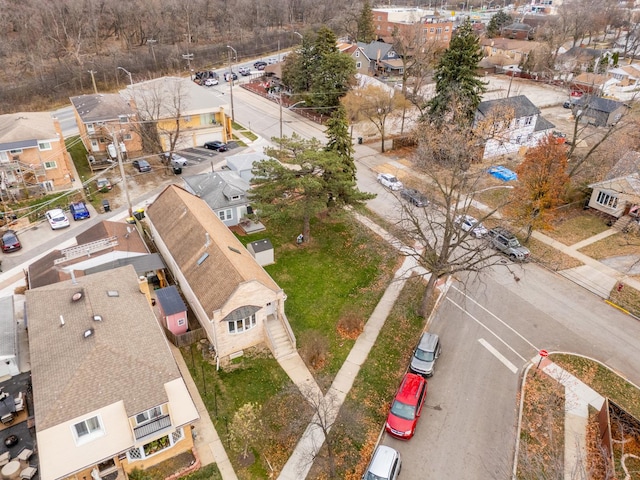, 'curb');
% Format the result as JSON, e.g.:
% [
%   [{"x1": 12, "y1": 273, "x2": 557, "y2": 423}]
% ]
[{"x1": 512, "y1": 359, "x2": 535, "y2": 479}]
